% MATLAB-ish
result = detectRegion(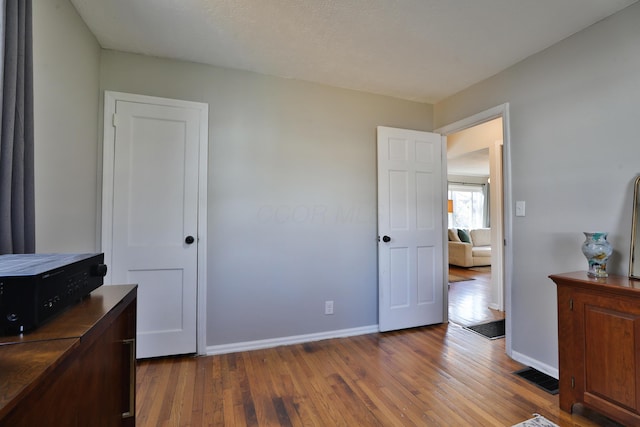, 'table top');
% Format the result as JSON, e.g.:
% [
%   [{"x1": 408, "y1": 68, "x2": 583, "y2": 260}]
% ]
[
  {"x1": 0, "y1": 284, "x2": 137, "y2": 345},
  {"x1": 0, "y1": 284, "x2": 136, "y2": 419},
  {"x1": 549, "y1": 271, "x2": 640, "y2": 295}
]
